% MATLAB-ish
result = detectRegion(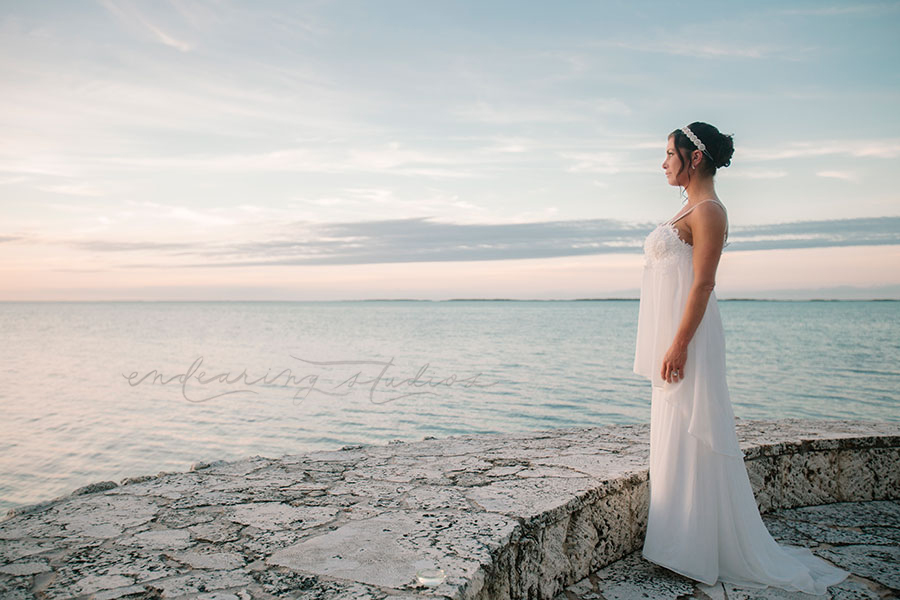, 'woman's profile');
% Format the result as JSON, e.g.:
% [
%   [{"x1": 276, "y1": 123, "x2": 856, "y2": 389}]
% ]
[{"x1": 633, "y1": 122, "x2": 850, "y2": 594}]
